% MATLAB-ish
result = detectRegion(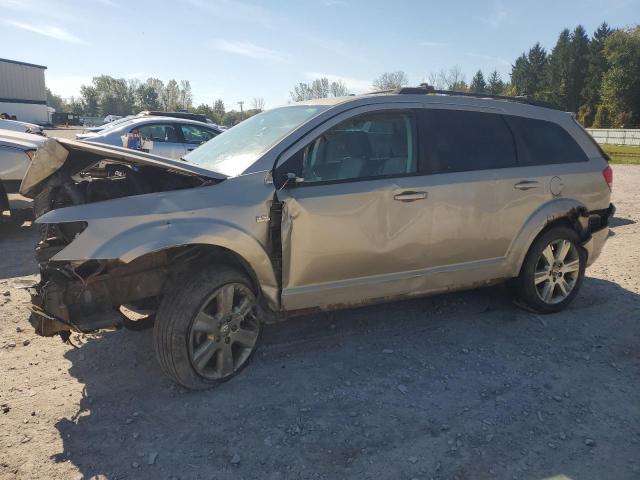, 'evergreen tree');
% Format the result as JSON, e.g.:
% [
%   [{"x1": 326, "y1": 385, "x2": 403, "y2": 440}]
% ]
[
  {"x1": 544, "y1": 29, "x2": 572, "y2": 109},
  {"x1": 487, "y1": 70, "x2": 505, "y2": 95},
  {"x1": 511, "y1": 54, "x2": 529, "y2": 95},
  {"x1": 581, "y1": 23, "x2": 613, "y2": 125},
  {"x1": 511, "y1": 43, "x2": 547, "y2": 96},
  {"x1": 470, "y1": 70, "x2": 487, "y2": 93},
  {"x1": 567, "y1": 25, "x2": 591, "y2": 113}
]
